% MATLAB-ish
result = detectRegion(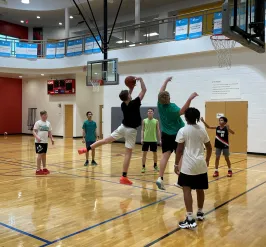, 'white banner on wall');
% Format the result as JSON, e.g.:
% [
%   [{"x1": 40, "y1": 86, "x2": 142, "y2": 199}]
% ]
[{"x1": 211, "y1": 80, "x2": 241, "y2": 100}]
